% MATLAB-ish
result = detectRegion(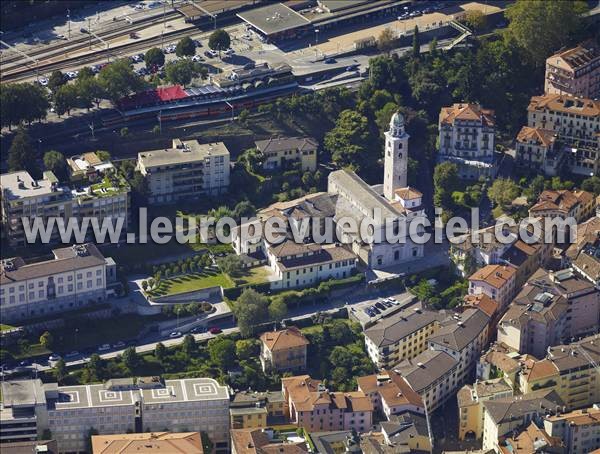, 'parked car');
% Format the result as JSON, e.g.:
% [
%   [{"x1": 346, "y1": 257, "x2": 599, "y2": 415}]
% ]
[
  {"x1": 208, "y1": 327, "x2": 222, "y2": 335},
  {"x1": 112, "y1": 341, "x2": 126, "y2": 349},
  {"x1": 65, "y1": 351, "x2": 79, "y2": 359},
  {"x1": 98, "y1": 344, "x2": 111, "y2": 352},
  {"x1": 80, "y1": 27, "x2": 88, "y2": 34},
  {"x1": 169, "y1": 331, "x2": 182, "y2": 338},
  {"x1": 223, "y1": 48, "x2": 235, "y2": 56},
  {"x1": 324, "y1": 58, "x2": 336, "y2": 64},
  {"x1": 56, "y1": 34, "x2": 67, "y2": 40},
  {"x1": 346, "y1": 64, "x2": 359, "y2": 71},
  {"x1": 193, "y1": 39, "x2": 202, "y2": 47},
  {"x1": 38, "y1": 77, "x2": 49, "y2": 86},
  {"x1": 204, "y1": 49, "x2": 218, "y2": 58},
  {"x1": 191, "y1": 55, "x2": 205, "y2": 62},
  {"x1": 375, "y1": 302, "x2": 386, "y2": 311}
]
